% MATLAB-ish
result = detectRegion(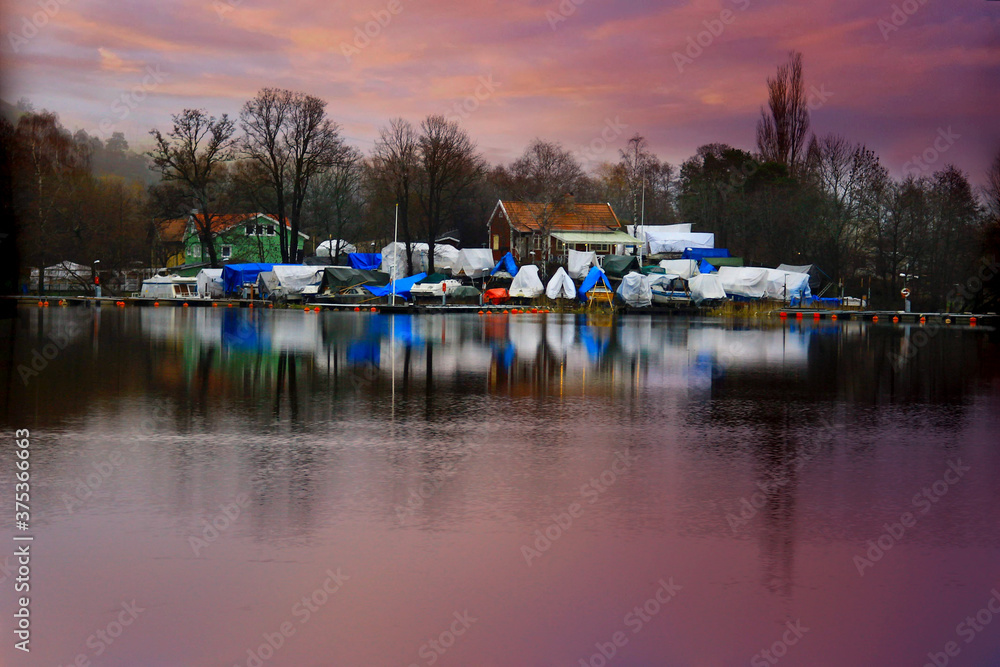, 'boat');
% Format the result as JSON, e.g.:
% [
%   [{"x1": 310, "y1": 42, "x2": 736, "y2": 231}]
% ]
[{"x1": 138, "y1": 275, "x2": 198, "y2": 299}]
